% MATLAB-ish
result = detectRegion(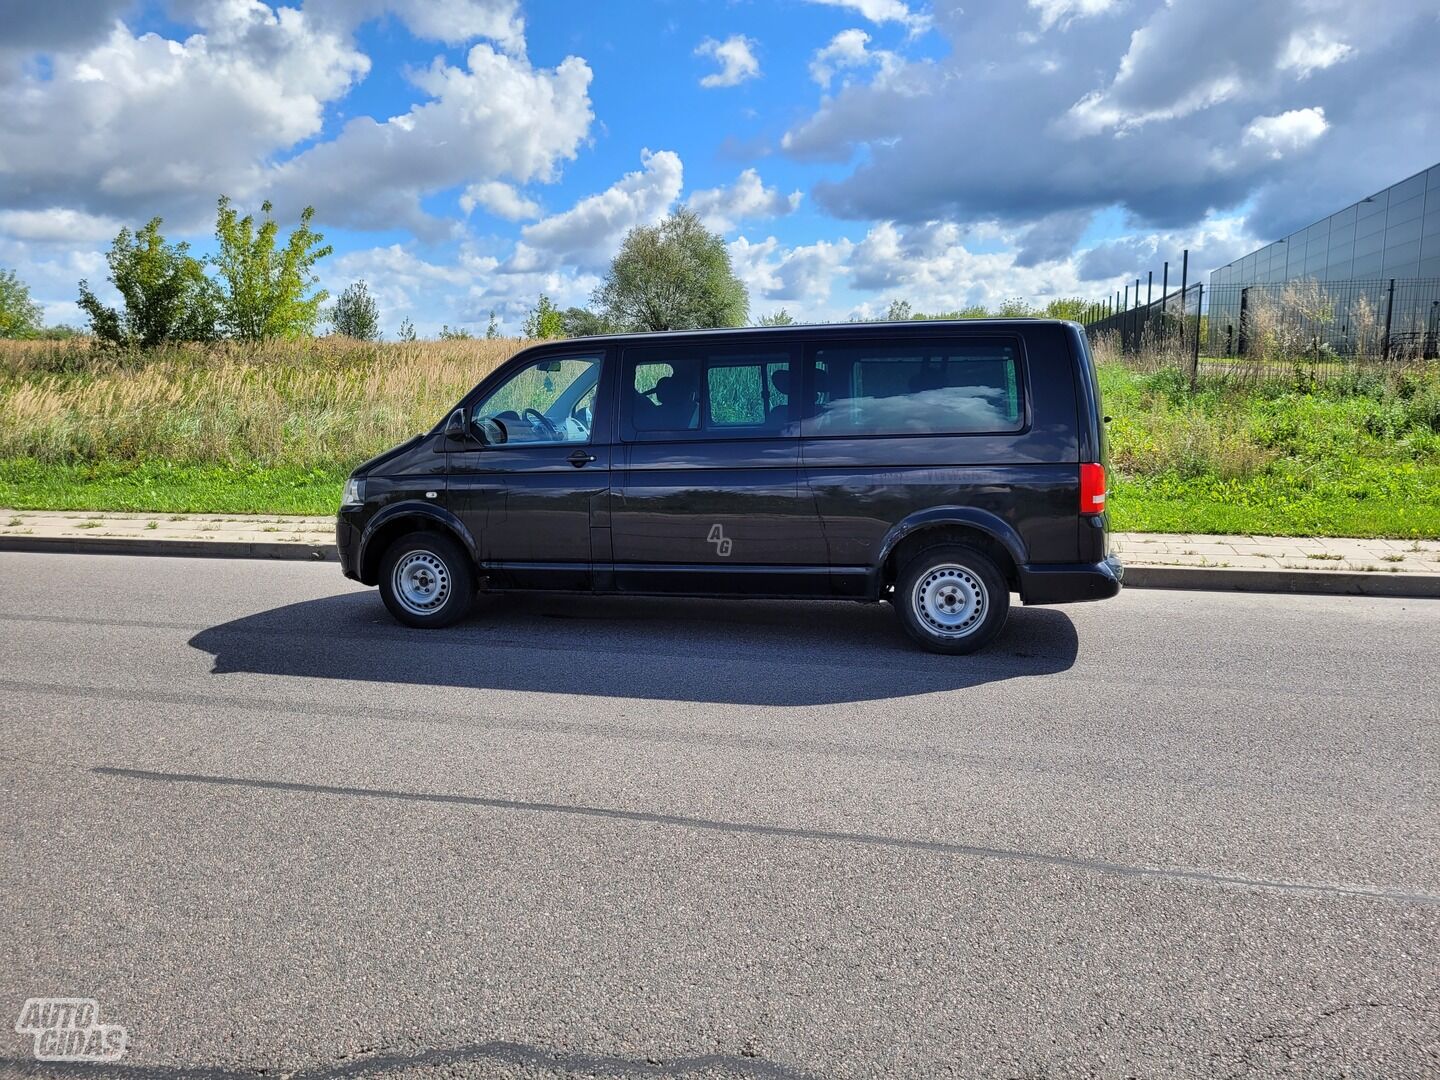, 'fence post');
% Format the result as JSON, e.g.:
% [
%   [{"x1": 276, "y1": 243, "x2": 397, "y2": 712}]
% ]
[
  {"x1": 1382, "y1": 278, "x2": 1396, "y2": 360},
  {"x1": 1190, "y1": 284, "x2": 1203, "y2": 389},
  {"x1": 1237, "y1": 287, "x2": 1250, "y2": 356},
  {"x1": 1133, "y1": 279, "x2": 1141, "y2": 346},
  {"x1": 1178, "y1": 250, "x2": 1189, "y2": 353}
]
